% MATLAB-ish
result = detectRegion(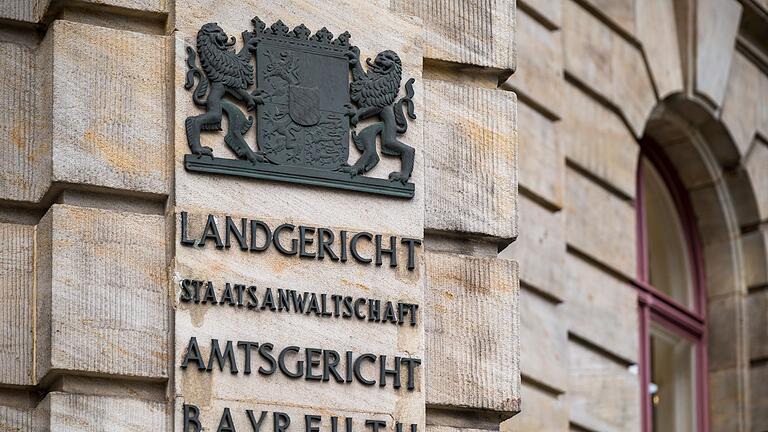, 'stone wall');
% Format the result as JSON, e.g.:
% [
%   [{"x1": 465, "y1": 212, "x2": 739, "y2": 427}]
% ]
[
  {"x1": 1, "y1": 0, "x2": 767, "y2": 431},
  {"x1": 0, "y1": 1, "x2": 174, "y2": 429},
  {"x1": 0, "y1": 0, "x2": 521, "y2": 430},
  {"x1": 500, "y1": 0, "x2": 768, "y2": 431}
]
